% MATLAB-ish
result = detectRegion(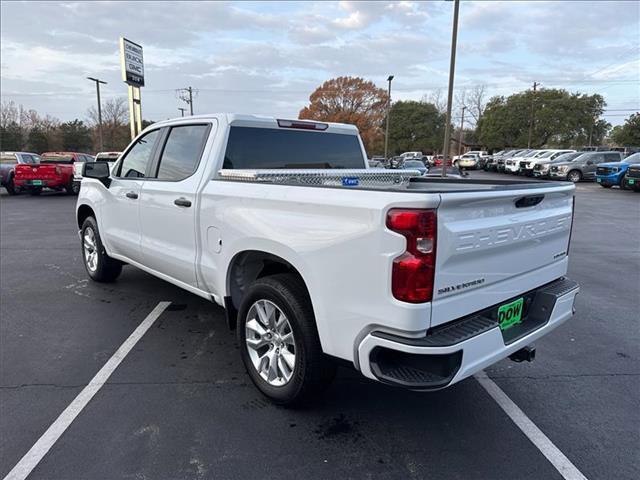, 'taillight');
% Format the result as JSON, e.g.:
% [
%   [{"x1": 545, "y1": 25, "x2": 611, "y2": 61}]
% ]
[{"x1": 386, "y1": 209, "x2": 437, "y2": 303}]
